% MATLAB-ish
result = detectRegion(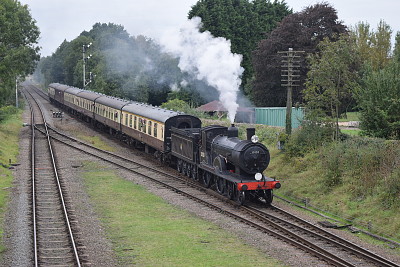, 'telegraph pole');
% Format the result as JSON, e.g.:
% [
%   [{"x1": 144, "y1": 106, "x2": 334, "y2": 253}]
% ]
[
  {"x1": 82, "y1": 43, "x2": 92, "y2": 89},
  {"x1": 279, "y1": 48, "x2": 303, "y2": 135},
  {"x1": 15, "y1": 77, "x2": 19, "y2": 108}
]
